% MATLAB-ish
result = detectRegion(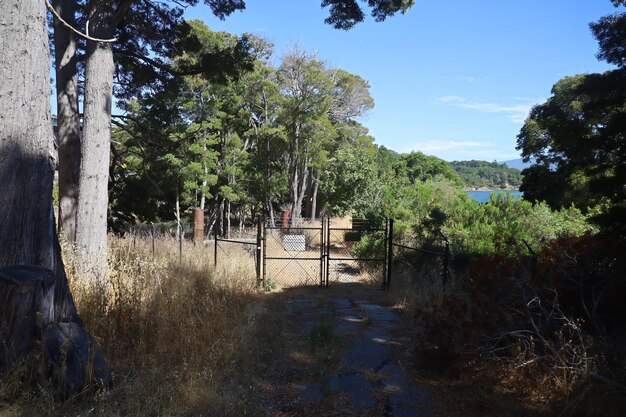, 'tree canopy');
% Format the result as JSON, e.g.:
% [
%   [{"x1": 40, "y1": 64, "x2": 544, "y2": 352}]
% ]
[{"x1": 517, "y1": 5, "x2": 626, "y2": 233}]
